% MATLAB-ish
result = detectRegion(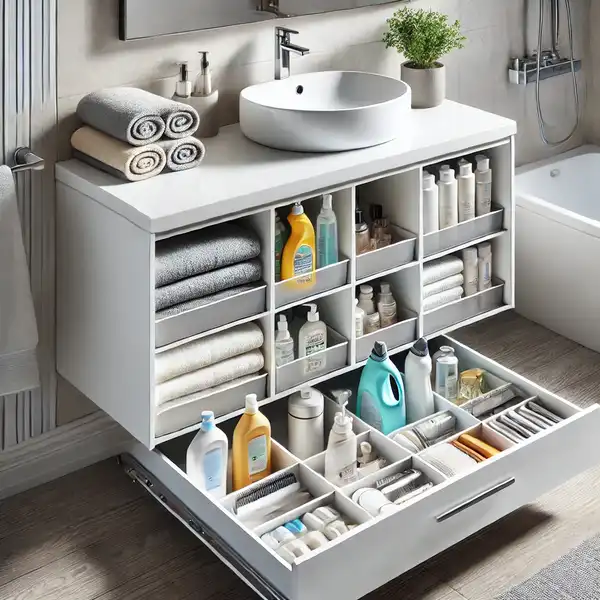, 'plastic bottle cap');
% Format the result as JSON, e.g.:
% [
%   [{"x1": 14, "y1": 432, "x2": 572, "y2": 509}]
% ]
[
  {"x1": 278, "y1": 315, "x2": 288, "y2": 331},
  {"x1": 462, "y1": 247, "x2": 478, "y2": 262},
  {"x1": 333, "y1": 411, "x2": 352, "y2": 433},
  {"x1": 200, "y1": 410, "x2": 215, "y2": 431},
  {"x1": 439, "y1": 167, "x2": 455, "y2": 183},
  {"x1": 411, "y1": 337, "x2": 429, "y2": 357},
  {"x1": 245, "y1": 394, "x2": 258, "y2": 414},
  {"x1": 478, "y1": 242, "x2": 492, "y2": 256},
  {"x1": 355, "y1": 209, "x2": 365, "y2": 225},
  {"x1": 439, "y1": 345, "x2": 455, "y2": 355},
  {"x1": 422, "y1": 171, "x2": 435, "y2": 189},
  {"x1": 476, "y1": 155, "x2": 490, "y2": 171},
  {"x1": 459, "y1": 162, "x2": 473, "y2": 177},
  {"x1": 304, "y1": 303, "x2": 319, "y2": 322},
  {"x1": 322, "y1": 194, "x2": 333, "y2": 210},
  {"x1": 291, "y1": 202, "x2": 304, "y2": 216},
  {"x1": 380, "y1": 282, "x2": 391, "y2": 295},
  {"x1": 372, "y1": 341, "x2": 388, "y2": 359},
  {"x1": 289, "y1": 388, "x2": 324, "y2": 419},
  {"x1": 359, "y1": 284, "x2": 373, "y2": 296}
]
